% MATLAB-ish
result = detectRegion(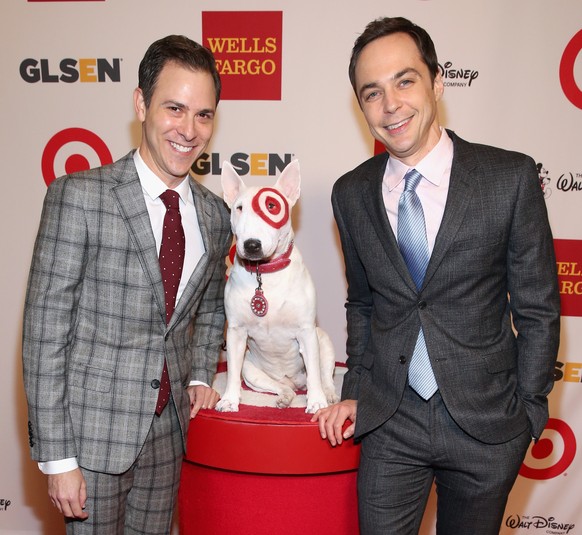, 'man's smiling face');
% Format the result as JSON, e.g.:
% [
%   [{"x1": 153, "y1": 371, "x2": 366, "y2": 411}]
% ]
[
  {"x1": 355, "y1": 32, "x2": 444, "y2": 167},
  {"x1": 134, "y1": 61, "x2": 216, "y2": 188}
]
